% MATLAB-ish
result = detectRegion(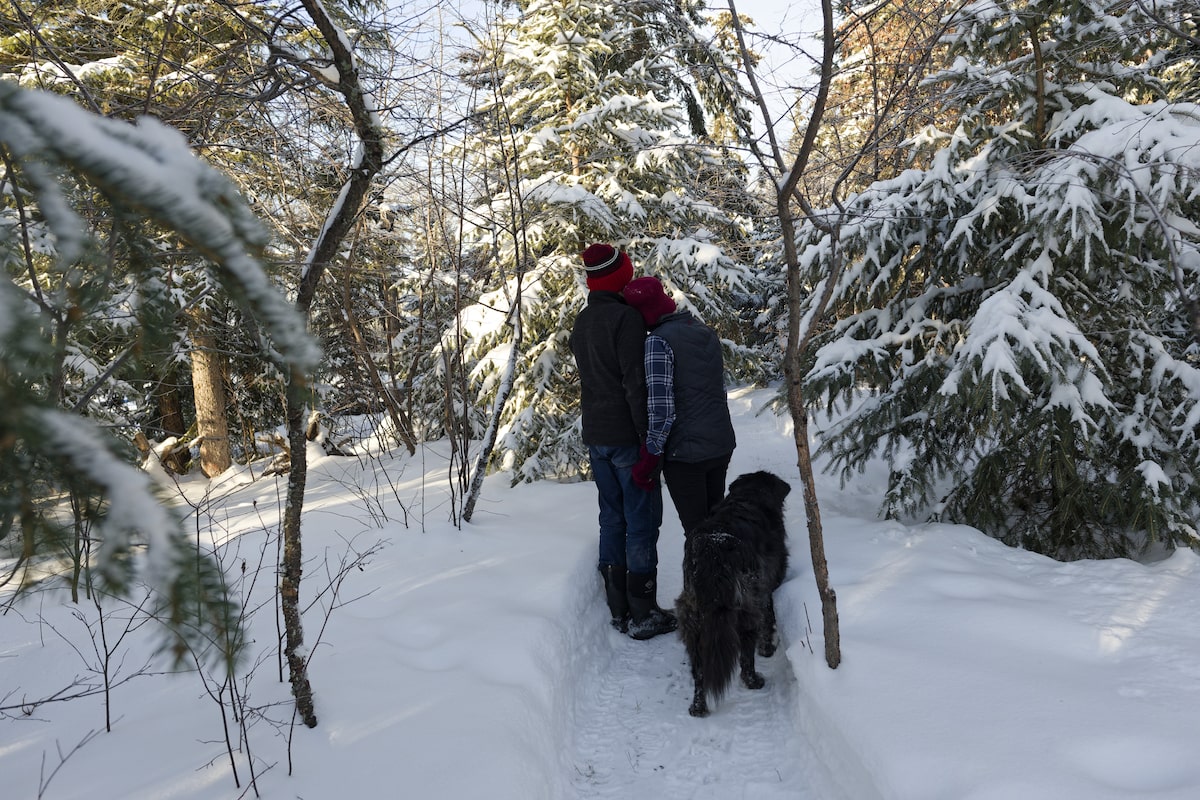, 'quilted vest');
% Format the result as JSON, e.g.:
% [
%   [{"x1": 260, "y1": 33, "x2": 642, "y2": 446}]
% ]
[{"x1": 653, "y1": 311, "x2": 736, "y2": 463}]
